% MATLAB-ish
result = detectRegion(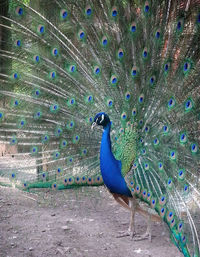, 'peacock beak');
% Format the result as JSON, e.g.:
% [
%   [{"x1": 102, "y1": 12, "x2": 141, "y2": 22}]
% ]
[{"x1": 91, "y1": 122, "x2": 97, "y2": 130}]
